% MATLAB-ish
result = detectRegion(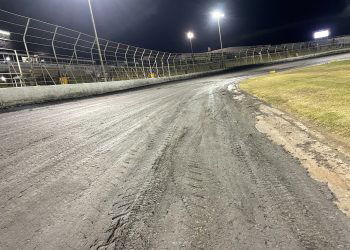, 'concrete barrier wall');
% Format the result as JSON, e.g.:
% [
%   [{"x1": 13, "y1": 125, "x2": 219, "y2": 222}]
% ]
[{"x1": 0, "y1": 70, "x2": 222, "y2": 108}]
